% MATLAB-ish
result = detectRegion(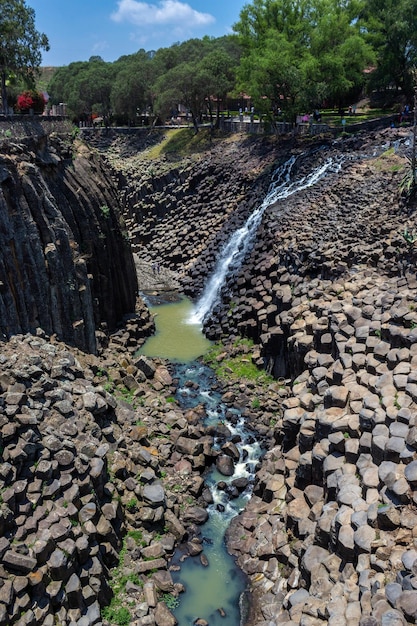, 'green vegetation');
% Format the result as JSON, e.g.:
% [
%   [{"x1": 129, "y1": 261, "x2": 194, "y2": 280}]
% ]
[
  {"x1": 203, "y1": 339, "x2": 274, "y2": 386},
  {"x1": 5, "y1": 0, "x2": 411, "y2": 129},
  {"x1": 126, "y1": 498, "x2": 138, "y2": 512},
  {"x1": 97, "y1": 369, "x2": 138, "y2": 404},
  {"x1": 146, "y1": 128, "x2": 220, "y2": 160},
  {"x1": 101, "y1": 606, "x2": 130, "y2": 626},
  {"x1": 0, "y1": 0, "x2": 49, "y2": 114},
  {"x1": 234, "y1": 0, "x2": 375, "y2": 124},
  {"x1": 127, "y1": 529, "x2": 146, "y2": 546},
  {"x1": 104, "y1": 532, "x2": 146, "y2": 625},
  {"x1": 162, "y1": 593, "x2": 180, "y2": 610},
  {"x1": 401, "y1": 228, "x2": 417, "y2": 245},
  {"x1": 2, "y1": 0, "x2": 417, "y2": 129},
  {"x1": 100, "y1": 204, "x2": 110, "y2": 218}
]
